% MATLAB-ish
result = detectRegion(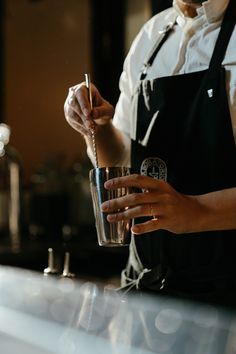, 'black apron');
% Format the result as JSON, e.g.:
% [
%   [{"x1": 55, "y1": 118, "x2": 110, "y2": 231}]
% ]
[{"x1": 121, "y1": 0, "x2": 236, "y2": 303}]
